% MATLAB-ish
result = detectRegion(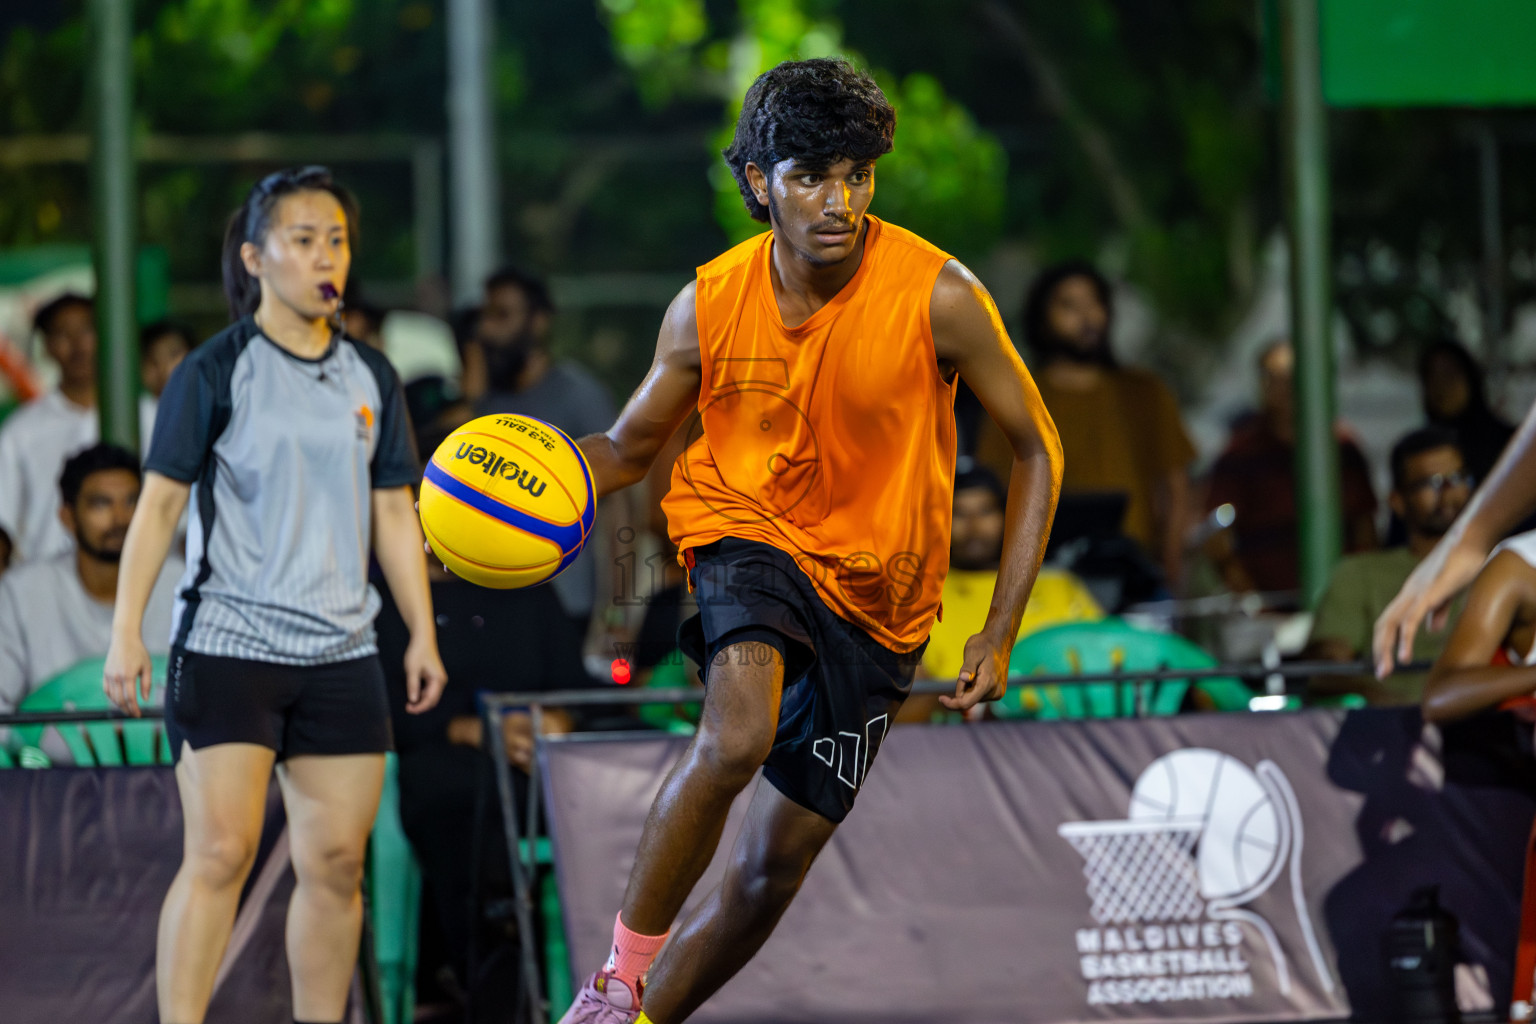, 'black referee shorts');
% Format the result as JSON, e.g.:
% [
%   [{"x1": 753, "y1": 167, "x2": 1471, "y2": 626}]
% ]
[
  {"x1": 165, "y1": 647, "x2": 393, "y2": 762},
  {"x1": 677, "y1": 537, "x2": 924, "y2": 824}
]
